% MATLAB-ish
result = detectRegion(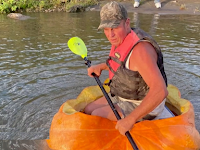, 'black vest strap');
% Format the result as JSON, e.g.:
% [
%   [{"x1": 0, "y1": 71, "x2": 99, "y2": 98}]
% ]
[{"x1": 106, "y1": 56, "x2": 123, "y2": 75}]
